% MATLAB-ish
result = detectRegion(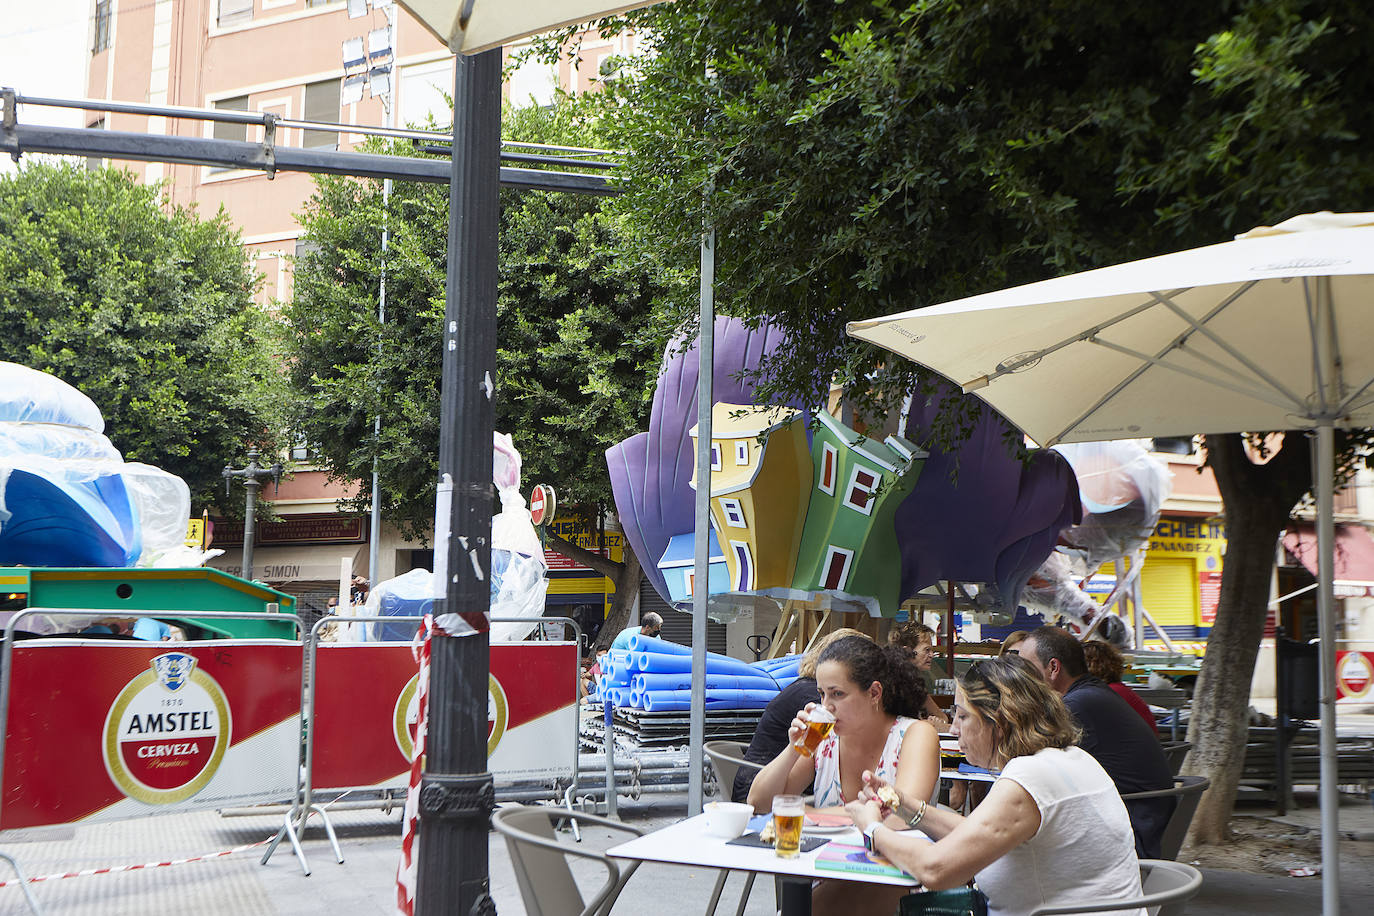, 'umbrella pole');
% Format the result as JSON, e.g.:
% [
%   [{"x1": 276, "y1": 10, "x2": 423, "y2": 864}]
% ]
[{"x1": 1314, "y1": 421, "x2": 1340, "y2": 915}]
